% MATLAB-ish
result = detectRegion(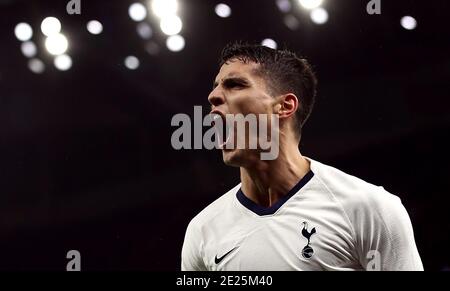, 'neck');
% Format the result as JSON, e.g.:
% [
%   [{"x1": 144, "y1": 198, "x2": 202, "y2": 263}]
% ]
[{"x1": 240, "y1": 141, "x2": 310, "y2": 207}]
